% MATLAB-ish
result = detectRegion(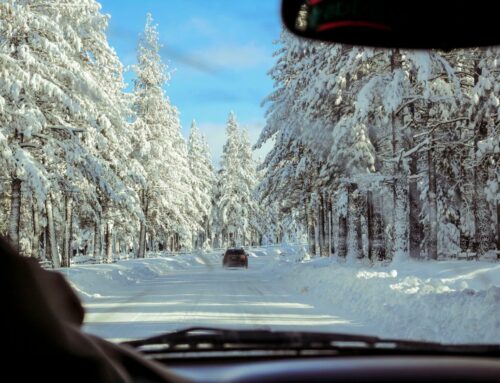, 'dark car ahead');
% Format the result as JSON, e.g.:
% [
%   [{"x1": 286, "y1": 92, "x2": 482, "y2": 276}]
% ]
[{"x1": 222, "y1": 248, "x2": 248, "y2": 269}]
